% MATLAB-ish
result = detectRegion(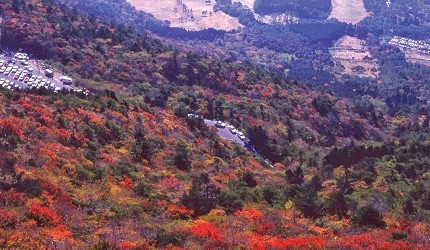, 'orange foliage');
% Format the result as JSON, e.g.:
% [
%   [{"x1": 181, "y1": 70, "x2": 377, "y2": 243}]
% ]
[
  {"x1": 28, "y1": 203, "x2": 61, "y2": 226},
  {"x1": 166, "y1": 204, "x2": 194, "y2": 220},
  {"x1": 189, "y1": 219, "x2": 221, "y2": 241},
  {"x1": 248, "y1": 233, "x2": 326, "y2": 250},
  {"x1": 0, "y1": 208, "x2": 19, "y2": 228},
  {"x1": 45, "y1": 224, "x2": 72, "y2": 241},
  {"x1": 120, "y1": 175, "x2": 134, "y2": 189},
  {"x1": 0, "y1": 116, "x2": 25, "y2": 139},
  {"x1": 308, "y1": 224, "x2": 334, "y2": 237},
  {"x1": 235, "y1": 208, "x2": 263, "y2": 222},
  {"x1": 256, "y1": 222, "x2": 275, "y2": 234},
  {"x1": 267, "y1": 236, "x2": 326, "y2": 249},
  {"x1": 334, "y1": 231, "x2": 416, "y2": 250}
]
